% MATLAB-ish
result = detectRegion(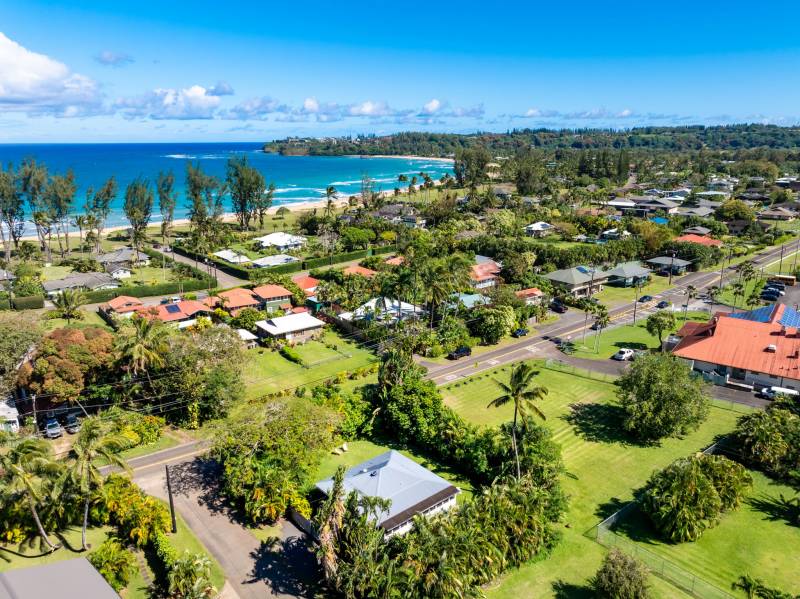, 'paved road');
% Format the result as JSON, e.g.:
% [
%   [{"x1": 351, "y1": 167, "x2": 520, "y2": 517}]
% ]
[
  {"x1": 151, "y1": 247, "x2": 248, "y2": 288},
  {"x1": 121, "y1": 440, "x2": 320, "y2": 599}
]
